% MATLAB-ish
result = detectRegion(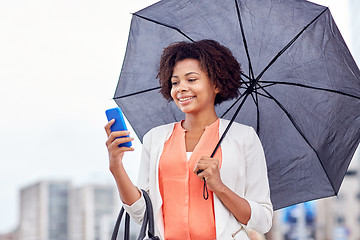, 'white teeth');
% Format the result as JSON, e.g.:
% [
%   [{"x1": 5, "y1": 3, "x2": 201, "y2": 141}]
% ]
[{"x1": 179, "y1": 97, "x2": 194, "y2": 102}]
